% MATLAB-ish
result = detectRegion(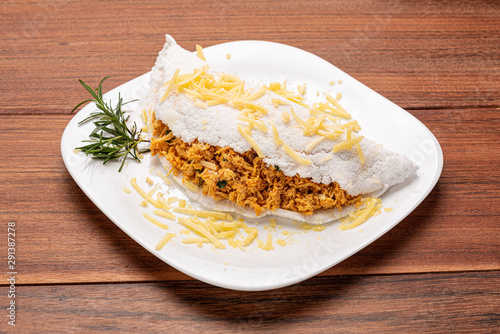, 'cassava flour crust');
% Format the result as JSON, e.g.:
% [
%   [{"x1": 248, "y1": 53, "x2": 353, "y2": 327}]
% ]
[{"x1": 147, "y1": 35, "x2": 417, "y2": 224}]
